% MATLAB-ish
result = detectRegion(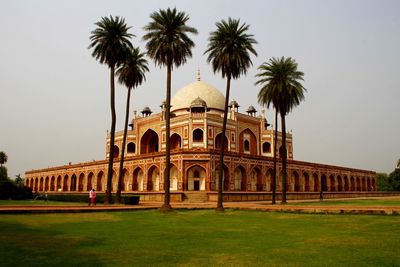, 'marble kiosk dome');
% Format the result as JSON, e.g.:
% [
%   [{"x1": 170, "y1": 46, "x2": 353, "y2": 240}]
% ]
[{"x1": 171, "y1": 74, "x2": 225, "y2": 112}]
